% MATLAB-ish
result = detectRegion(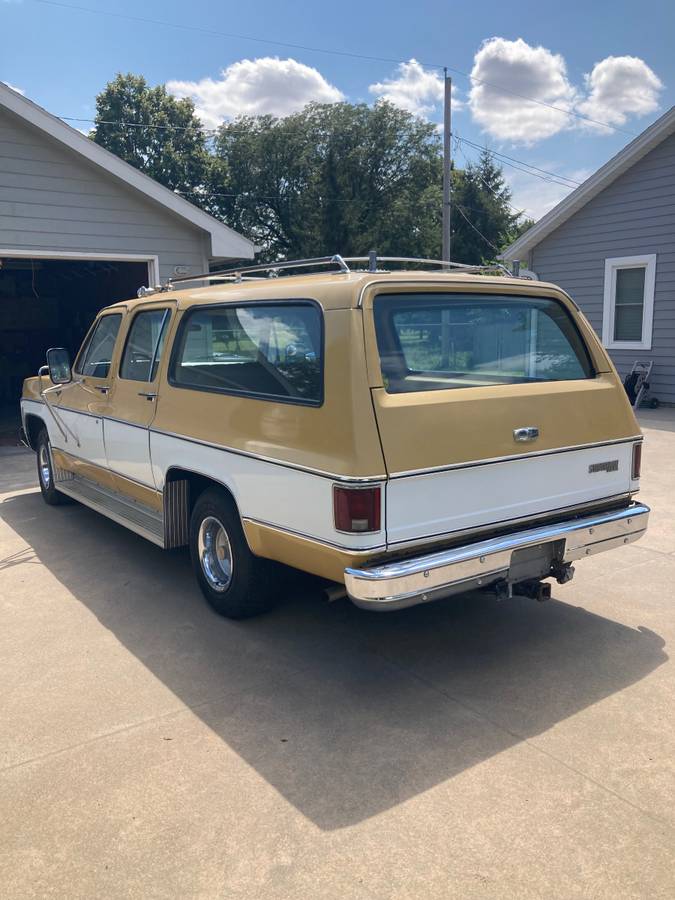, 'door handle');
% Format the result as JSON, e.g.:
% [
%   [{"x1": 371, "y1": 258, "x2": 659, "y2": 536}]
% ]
[
  {"x1": 138, "y1": 391, "x2": 157, "y2": 400},
  {"x1": 95, "y1": 386, "x2": 110, "y2": 394}
]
